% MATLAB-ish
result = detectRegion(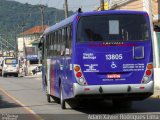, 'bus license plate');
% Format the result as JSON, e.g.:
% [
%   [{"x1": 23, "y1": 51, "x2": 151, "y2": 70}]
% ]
[{"x1": 107, "y1": 74, "x2": 121, "y2": 79}]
